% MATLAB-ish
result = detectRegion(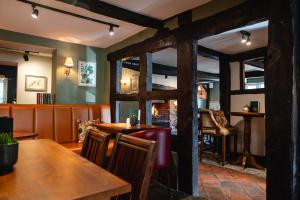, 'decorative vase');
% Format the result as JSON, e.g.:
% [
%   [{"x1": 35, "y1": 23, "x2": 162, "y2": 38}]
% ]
[
  {"x1": 0, "y1": 142, "x2": 18, "y2": 175},
  {"x1": 129, "y1": 116, "x2": 137, "y2": 126}
]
